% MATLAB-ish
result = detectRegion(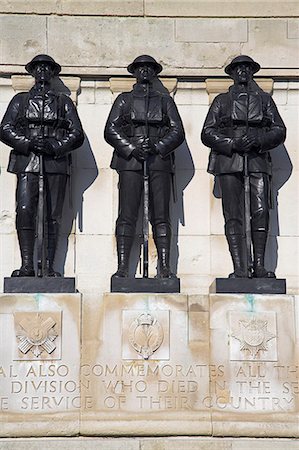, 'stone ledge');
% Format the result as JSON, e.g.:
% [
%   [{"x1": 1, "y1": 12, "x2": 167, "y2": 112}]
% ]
[
  {"x1": 2, "y1": 65, "x2": 298, "y2": 78},
  {"x1": 0, "y1": 0, "x2": 144, "y2": 16},
  {"x1": 0, "y1": 437, "x2": 298, "y2": 449},
  {"x1": 145, "y1": 0, "x2": 299, "y2": 17}
]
